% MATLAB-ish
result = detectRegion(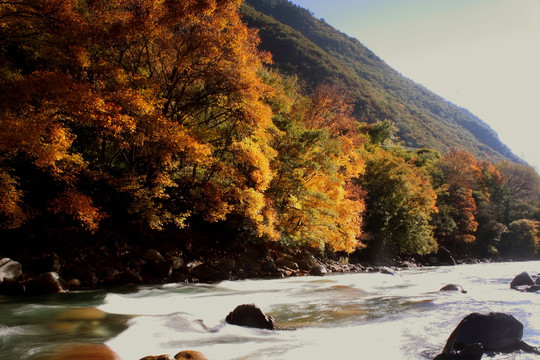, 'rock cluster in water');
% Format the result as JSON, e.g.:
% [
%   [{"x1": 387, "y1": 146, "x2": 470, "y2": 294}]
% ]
[
  {"x1": 433, "y1": 312, "x2": 540, "y2": 359},
  {"x1": 433, "y1": 271, "x2": 540, "y2": 359},
  {"x1": 510, "y1": 271, "x2": 540, "y2": 292}
]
